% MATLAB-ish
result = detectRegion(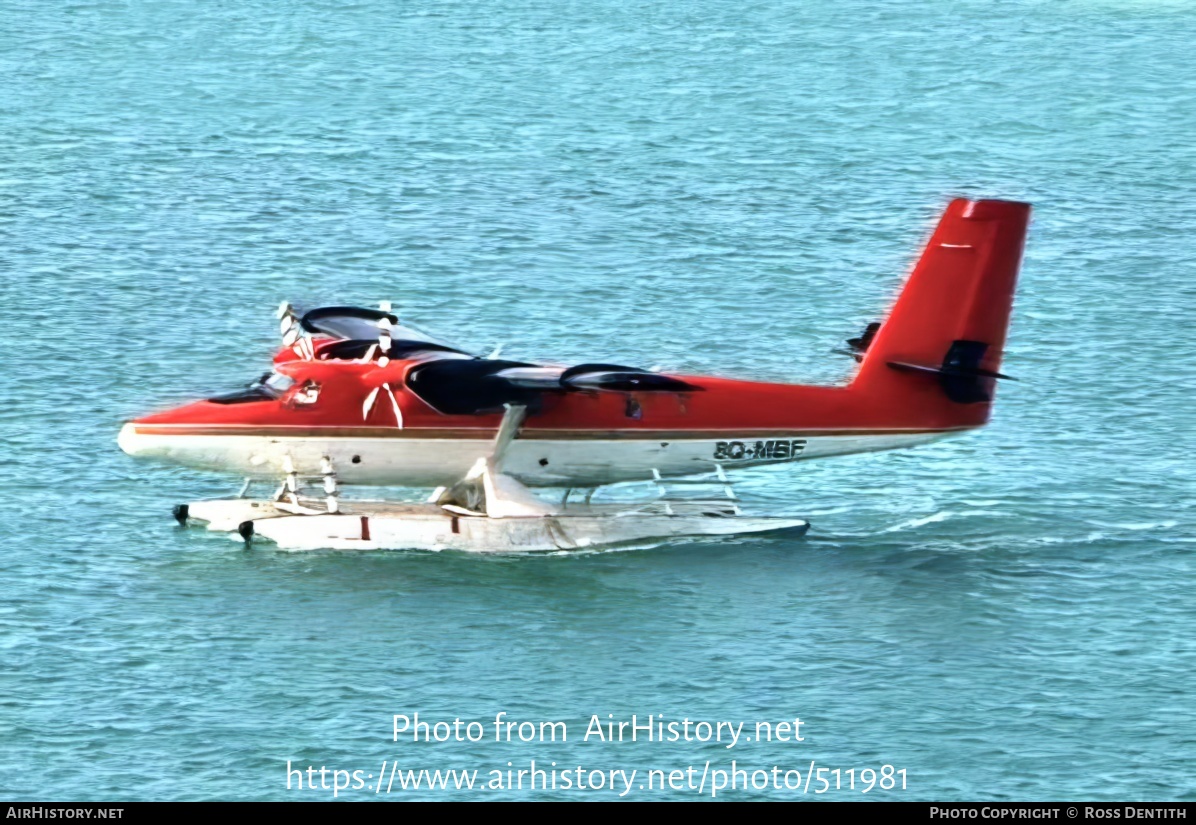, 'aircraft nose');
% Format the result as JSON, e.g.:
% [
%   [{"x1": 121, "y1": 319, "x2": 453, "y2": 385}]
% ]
[{"x1": 117, "y1": 422, "x2": 144, "y2": 456}]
